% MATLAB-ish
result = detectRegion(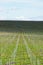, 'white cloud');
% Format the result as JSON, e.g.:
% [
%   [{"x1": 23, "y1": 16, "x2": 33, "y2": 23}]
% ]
[
  {"x1": 0, "y1": 6, "x2": 5, "y2": 11},
  {"x1": 0, "y1": 0, "x2": 43, "y2": 20},
  {"x1": 16, "y1": 0, "x2": 31, "y2": 3},
  {"x1": 0, "y1": 6, "x2": 16, "y2": 13},
  {"x1": 15, "y1": 16, "x2": 31, "y2": 20},
  {"x1": 0, "y1": 16, "x2": 6, "y2": 20},
  {"x1": 0, "y1": 0, "x2": 31, "y2": 3},
  {"x1": 15, "y1": 16, "x2": 25, "y2": 20},
  {"x1": 0, "y1": 6, "x2": 16, "y2": 20},
  {"x1": 32, "y1": 0, "x2": 43, "y2": 7},
  {"x1": 30, "y1": 16, "x2": 43, "y2": 21},
  {"x1": 0, "y1": 0, "x2": 15, "y2": 2}
]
